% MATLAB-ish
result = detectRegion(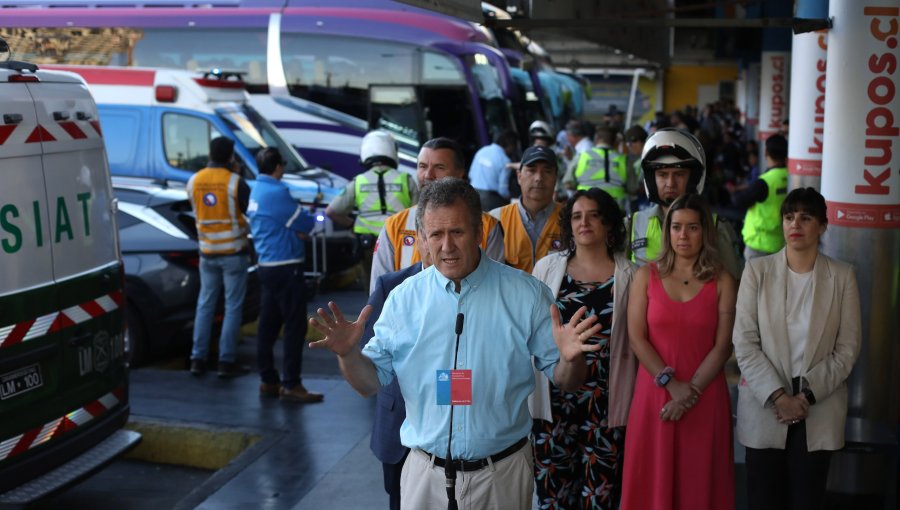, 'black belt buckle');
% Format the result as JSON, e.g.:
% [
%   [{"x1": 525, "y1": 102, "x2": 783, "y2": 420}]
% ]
[{"x1": 432, "y1": 437, "x2": 526, "y2": 472}]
